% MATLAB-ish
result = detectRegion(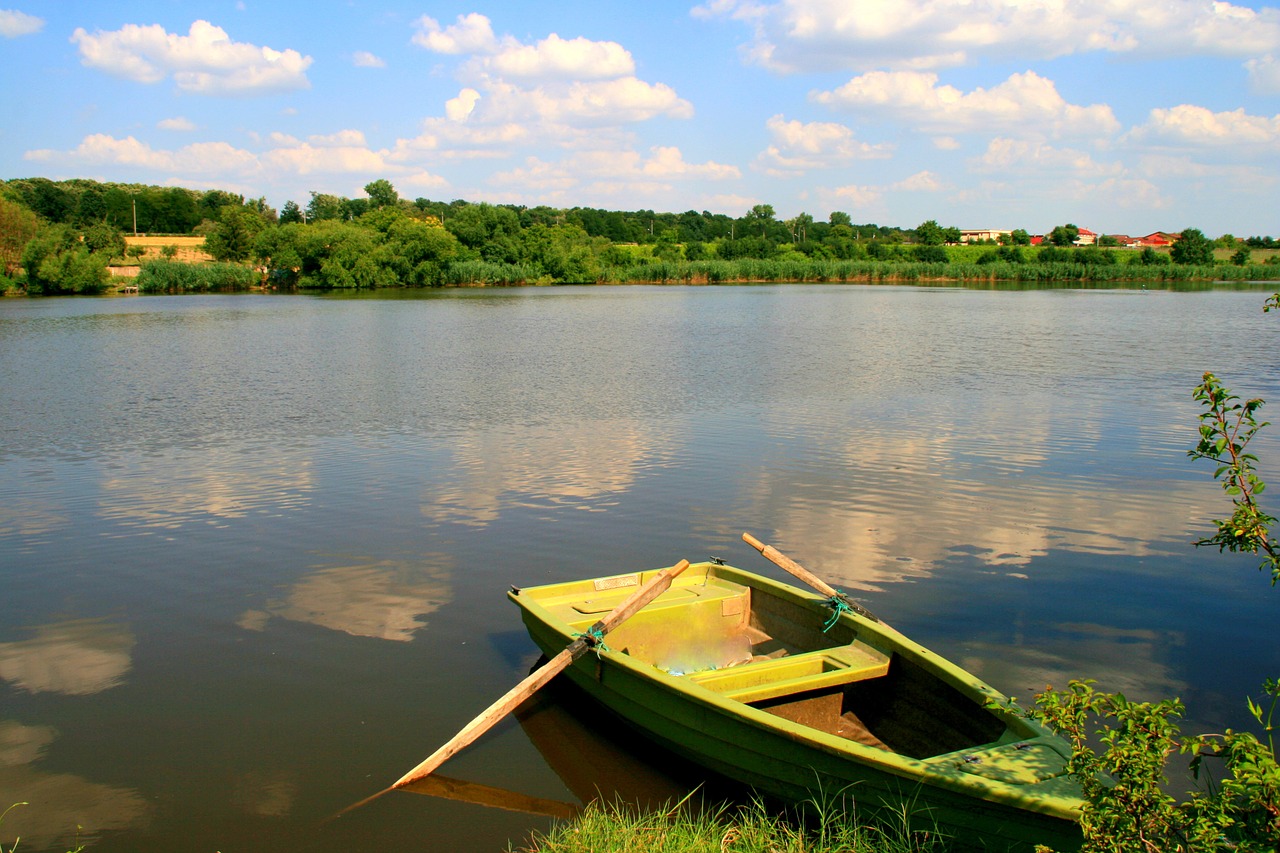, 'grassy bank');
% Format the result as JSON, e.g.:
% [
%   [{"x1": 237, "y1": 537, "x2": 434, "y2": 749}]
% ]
[{"x1": 514, "y1": 797, "x2": 944, "y2": 853}]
